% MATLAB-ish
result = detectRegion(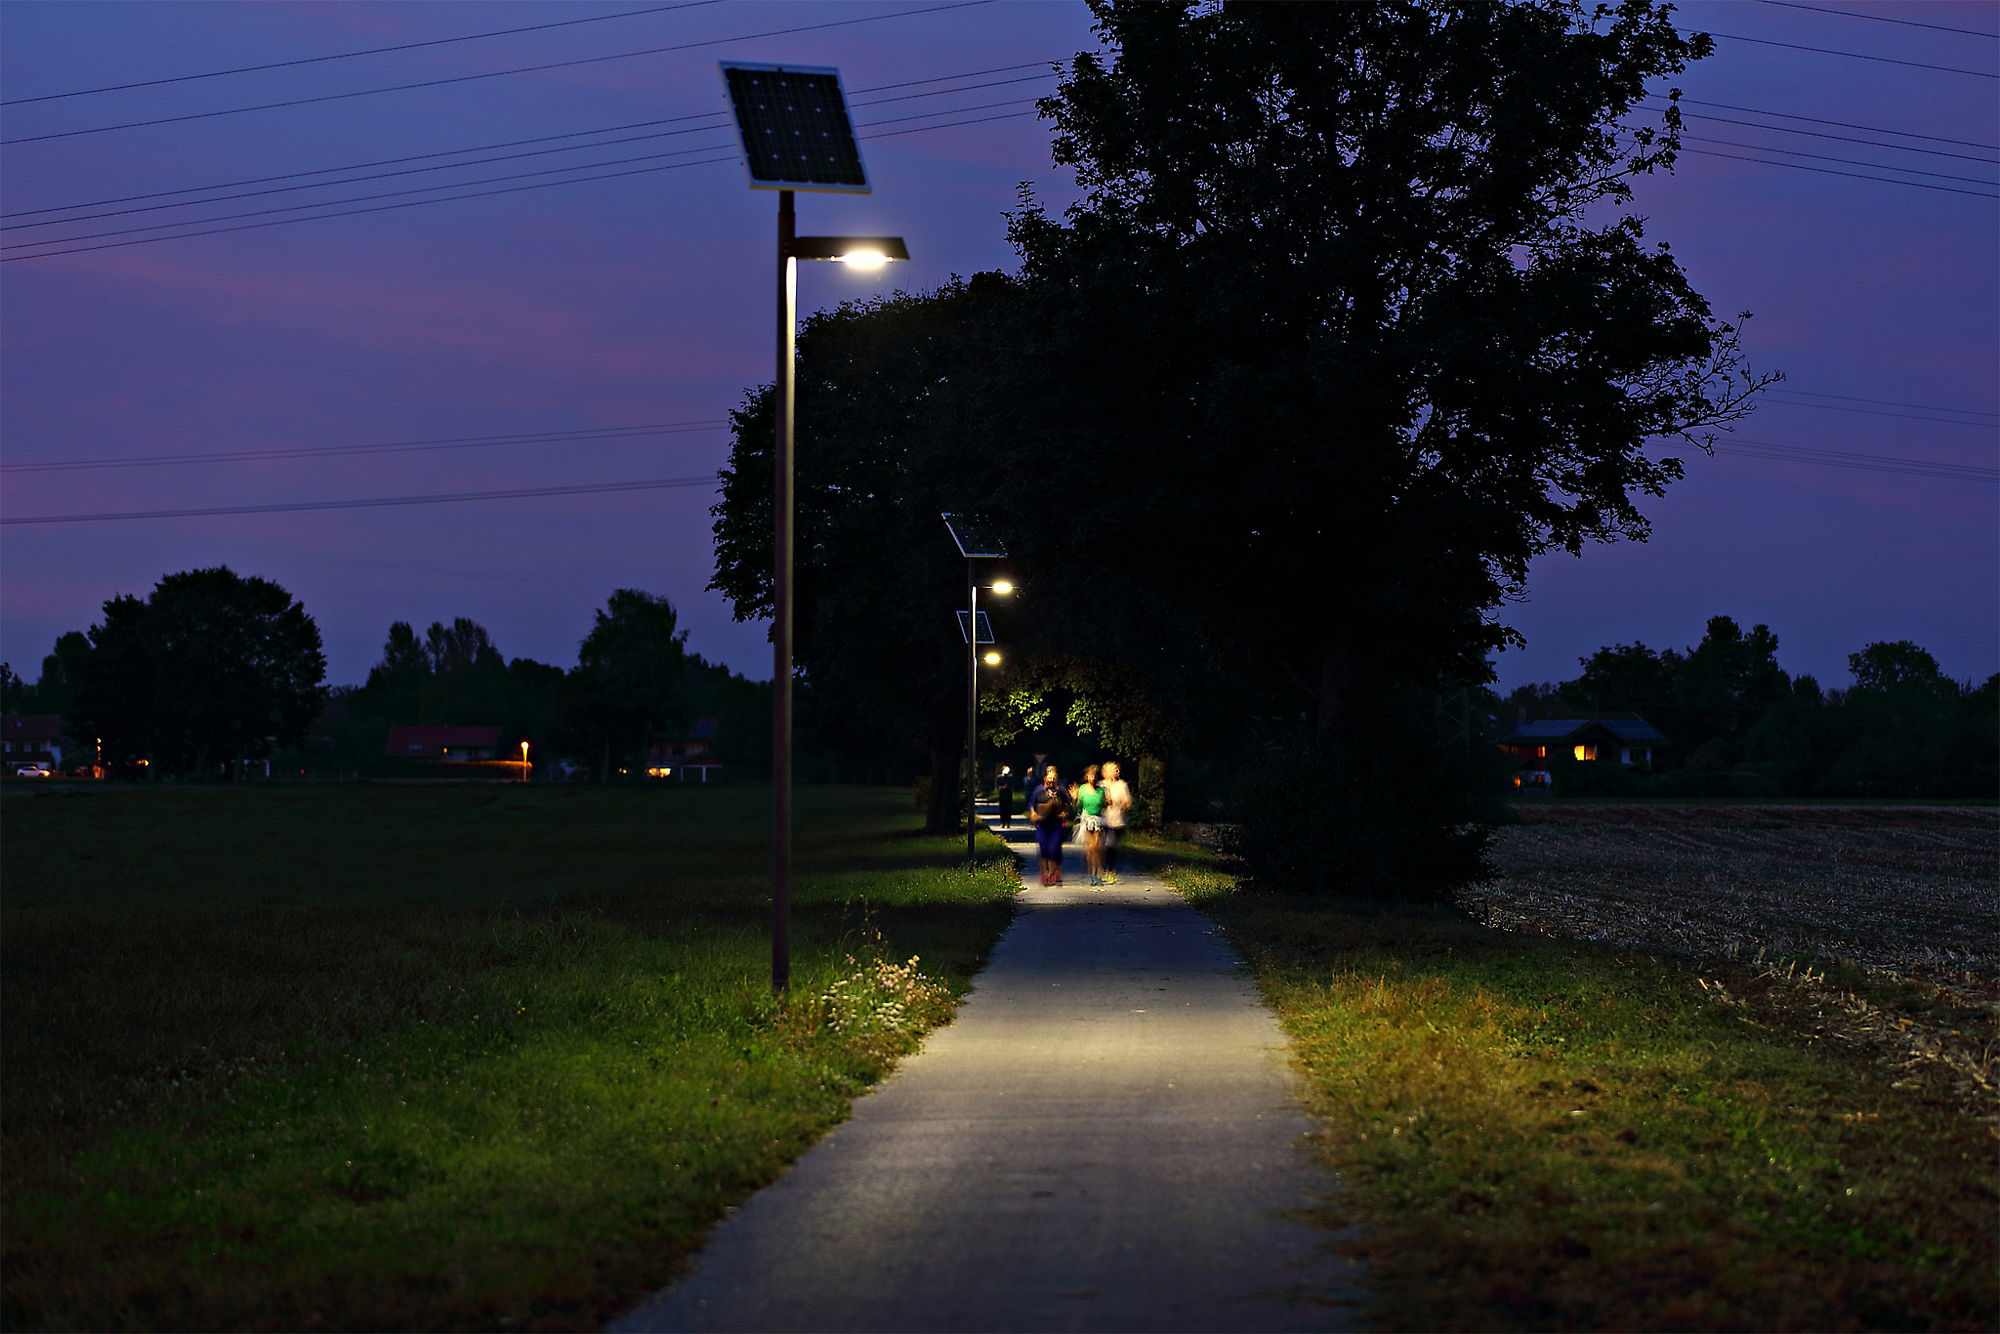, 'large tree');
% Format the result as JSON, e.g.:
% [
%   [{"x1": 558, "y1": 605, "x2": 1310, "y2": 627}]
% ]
[
  {"x1": 565, "y1": 589, "x2": 688, "y2": 780},
  {"x1": 72, "y1": 567, "x2": 325, "y2": 776},
  {"x1": 1006, "y1": 0, "x2": 1767, "y2": 739}
]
